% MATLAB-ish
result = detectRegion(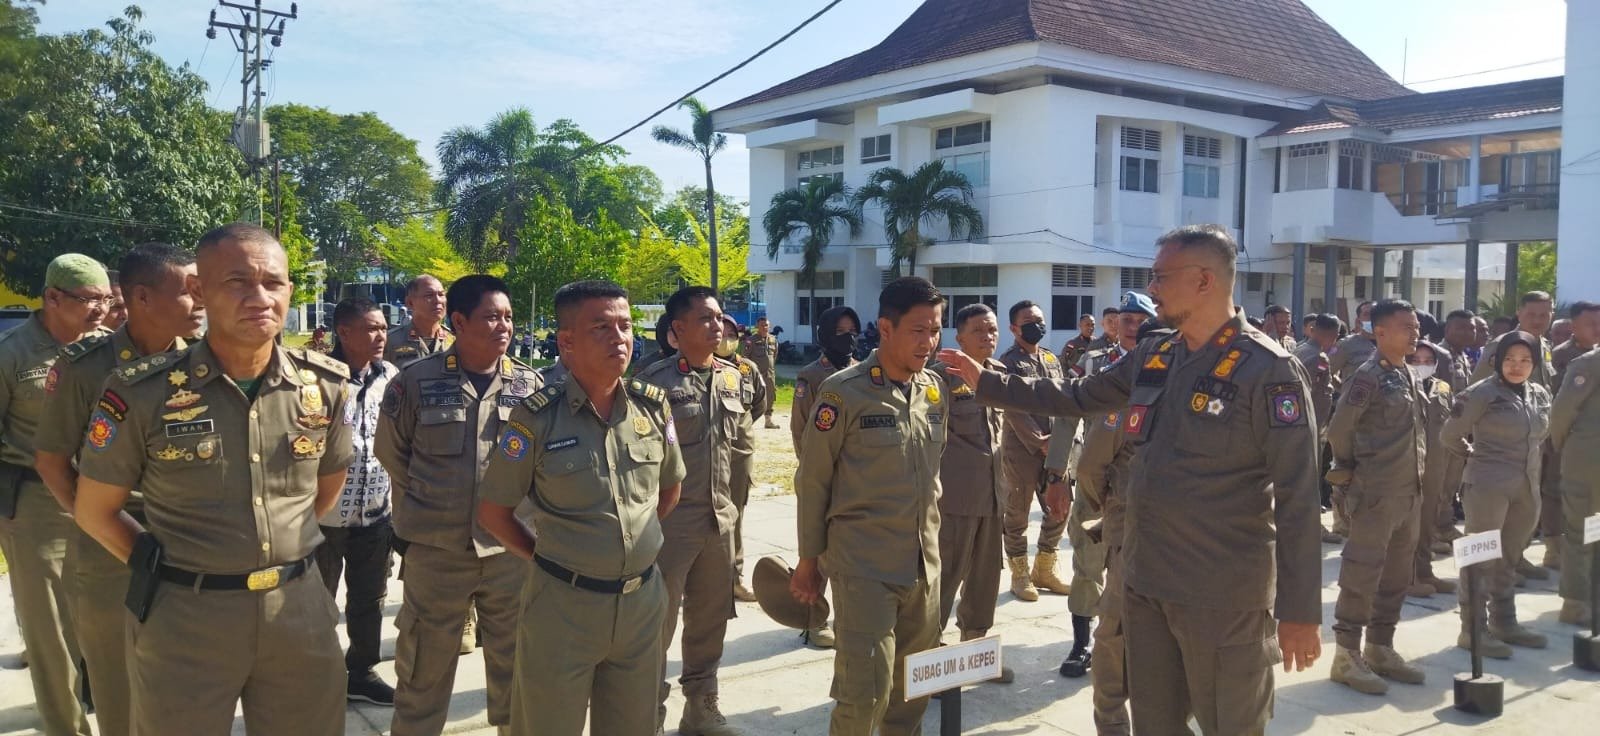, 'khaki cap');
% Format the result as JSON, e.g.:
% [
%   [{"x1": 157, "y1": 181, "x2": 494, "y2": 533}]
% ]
[{"x1": 753, "y1": 556, "x2": 830, "y2": 631}]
